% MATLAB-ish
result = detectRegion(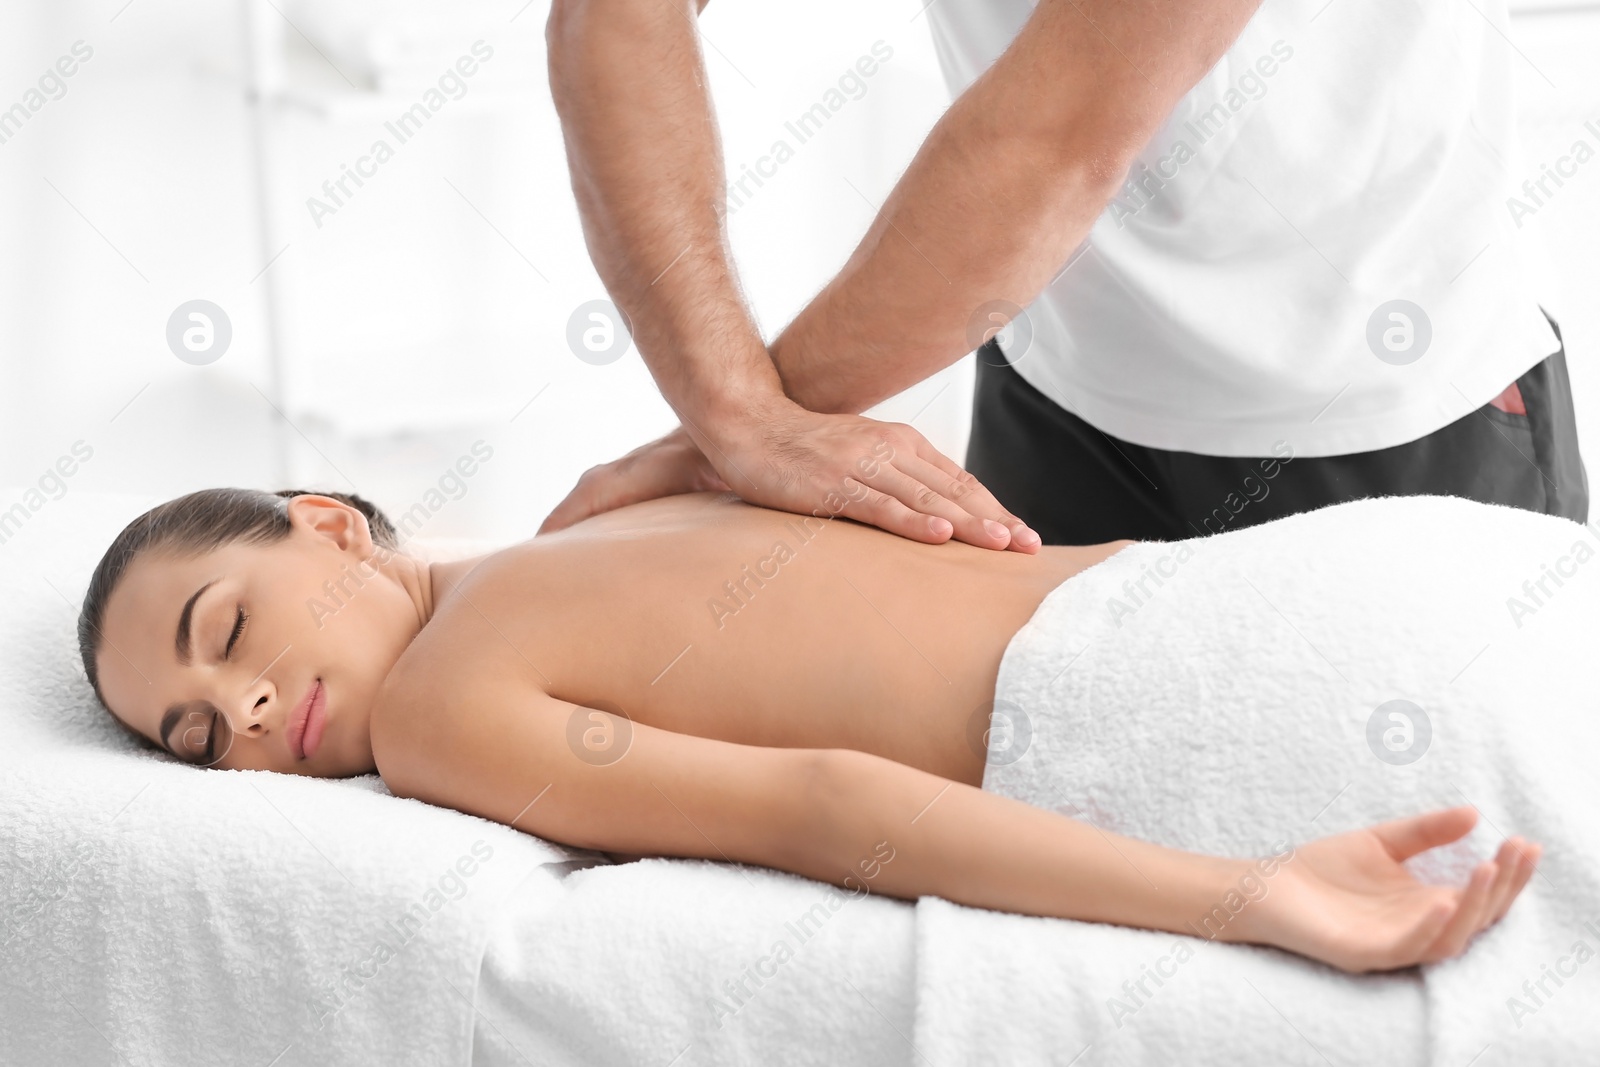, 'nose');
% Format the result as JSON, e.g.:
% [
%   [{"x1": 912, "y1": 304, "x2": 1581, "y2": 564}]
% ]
[{"x1": 219, "y1": 675, "x2": 274, "y2": 739}]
